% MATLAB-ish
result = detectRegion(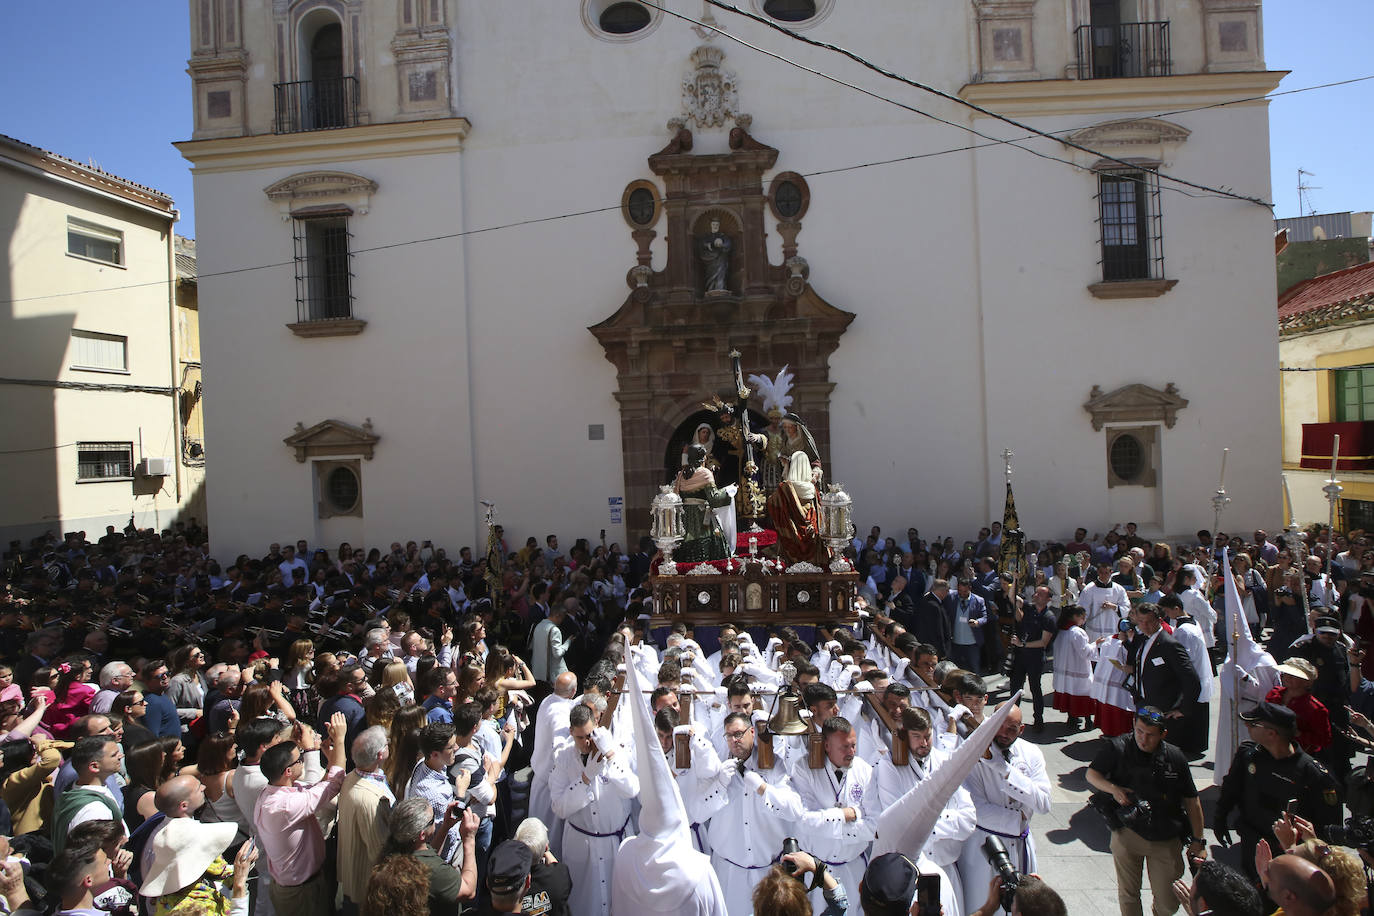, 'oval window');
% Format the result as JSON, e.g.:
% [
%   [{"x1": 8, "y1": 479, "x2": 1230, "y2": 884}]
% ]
[
  {"x1": 326, "y1": 465, "x2": 360, "y2": 512},
  {"x1": 1109, "y1": 434, "x2": 1145, "y2": 483},
  {"x1": 628, "y1": 187, "x2": 656, "y2": 225},
  {"x1": 600, "y1": 2, "x2": 651, "y2": 34},
  {"x1": 774, "y1": 181, "x2": 803, "y2": 218},
  {"x1": 763, "y1": 0, "x2": 817, "y2": 22}
]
